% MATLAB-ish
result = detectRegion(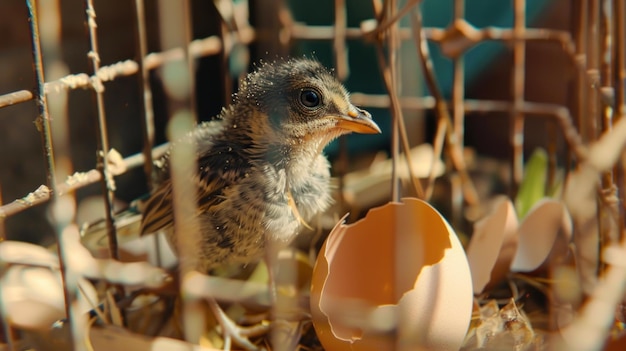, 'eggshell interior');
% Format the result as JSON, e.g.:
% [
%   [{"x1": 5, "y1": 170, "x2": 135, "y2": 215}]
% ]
[
  {"x1": 311, "y1": 198, "x2": 473, "y2": 351},
  {"x1": 511, "y1": 199, "x2": 572, "y2": 272}
]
